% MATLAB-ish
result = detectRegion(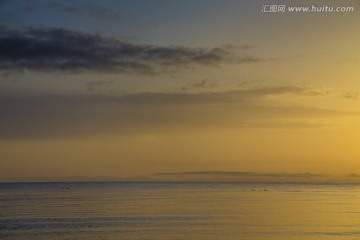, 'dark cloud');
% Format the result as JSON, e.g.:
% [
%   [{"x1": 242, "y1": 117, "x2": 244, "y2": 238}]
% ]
[
  {"x1": 0, "y1": 27, "x2": 259, "y2": 75},
  {"x1": 0, "y1": 86, "x2": 354, "y2": 140}
]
